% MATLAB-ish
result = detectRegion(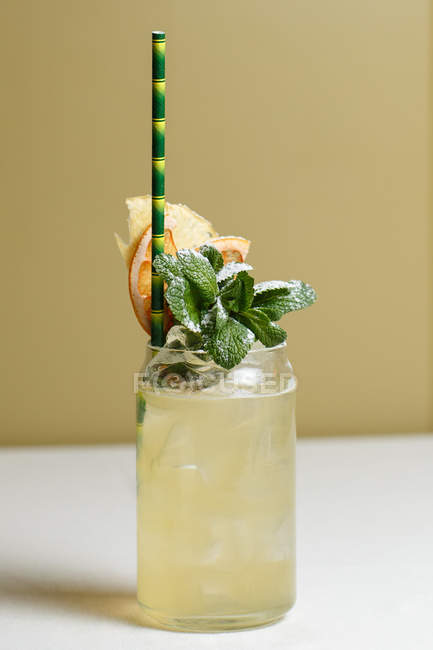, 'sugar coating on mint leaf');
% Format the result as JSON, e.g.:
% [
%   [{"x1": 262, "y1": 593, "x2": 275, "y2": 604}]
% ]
[
  {"x1": 152, "y1": 249, "x2": 317, "y2": 370},
  {"x1": 165, "y1": 276, "x2": 201, "y2": 333},
  {"x1": 153, "y1": 254, "x2": 183, "y2": 282},
  {"x1": 217, "y1": 261, "x2": 253, "y2": 283},
  {"x1": 203, "y1": 317, "x2": 255, "y2": 370},
  {"x1": 252, "y1": 280, "x2": 316, "y2": 320},
  {"x1": 176, "y1": 249, "x2": 218, "y2": 306}
]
